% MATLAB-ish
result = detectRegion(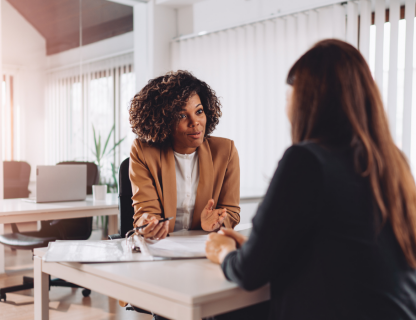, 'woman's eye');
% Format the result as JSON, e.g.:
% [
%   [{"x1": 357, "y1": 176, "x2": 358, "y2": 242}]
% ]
[
  {"x1": 196, "y1": 109, "x2": 204, "y2": 115},
  {"x1": 179, "y1": 114, "x2": 186, "y2": 119}
]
